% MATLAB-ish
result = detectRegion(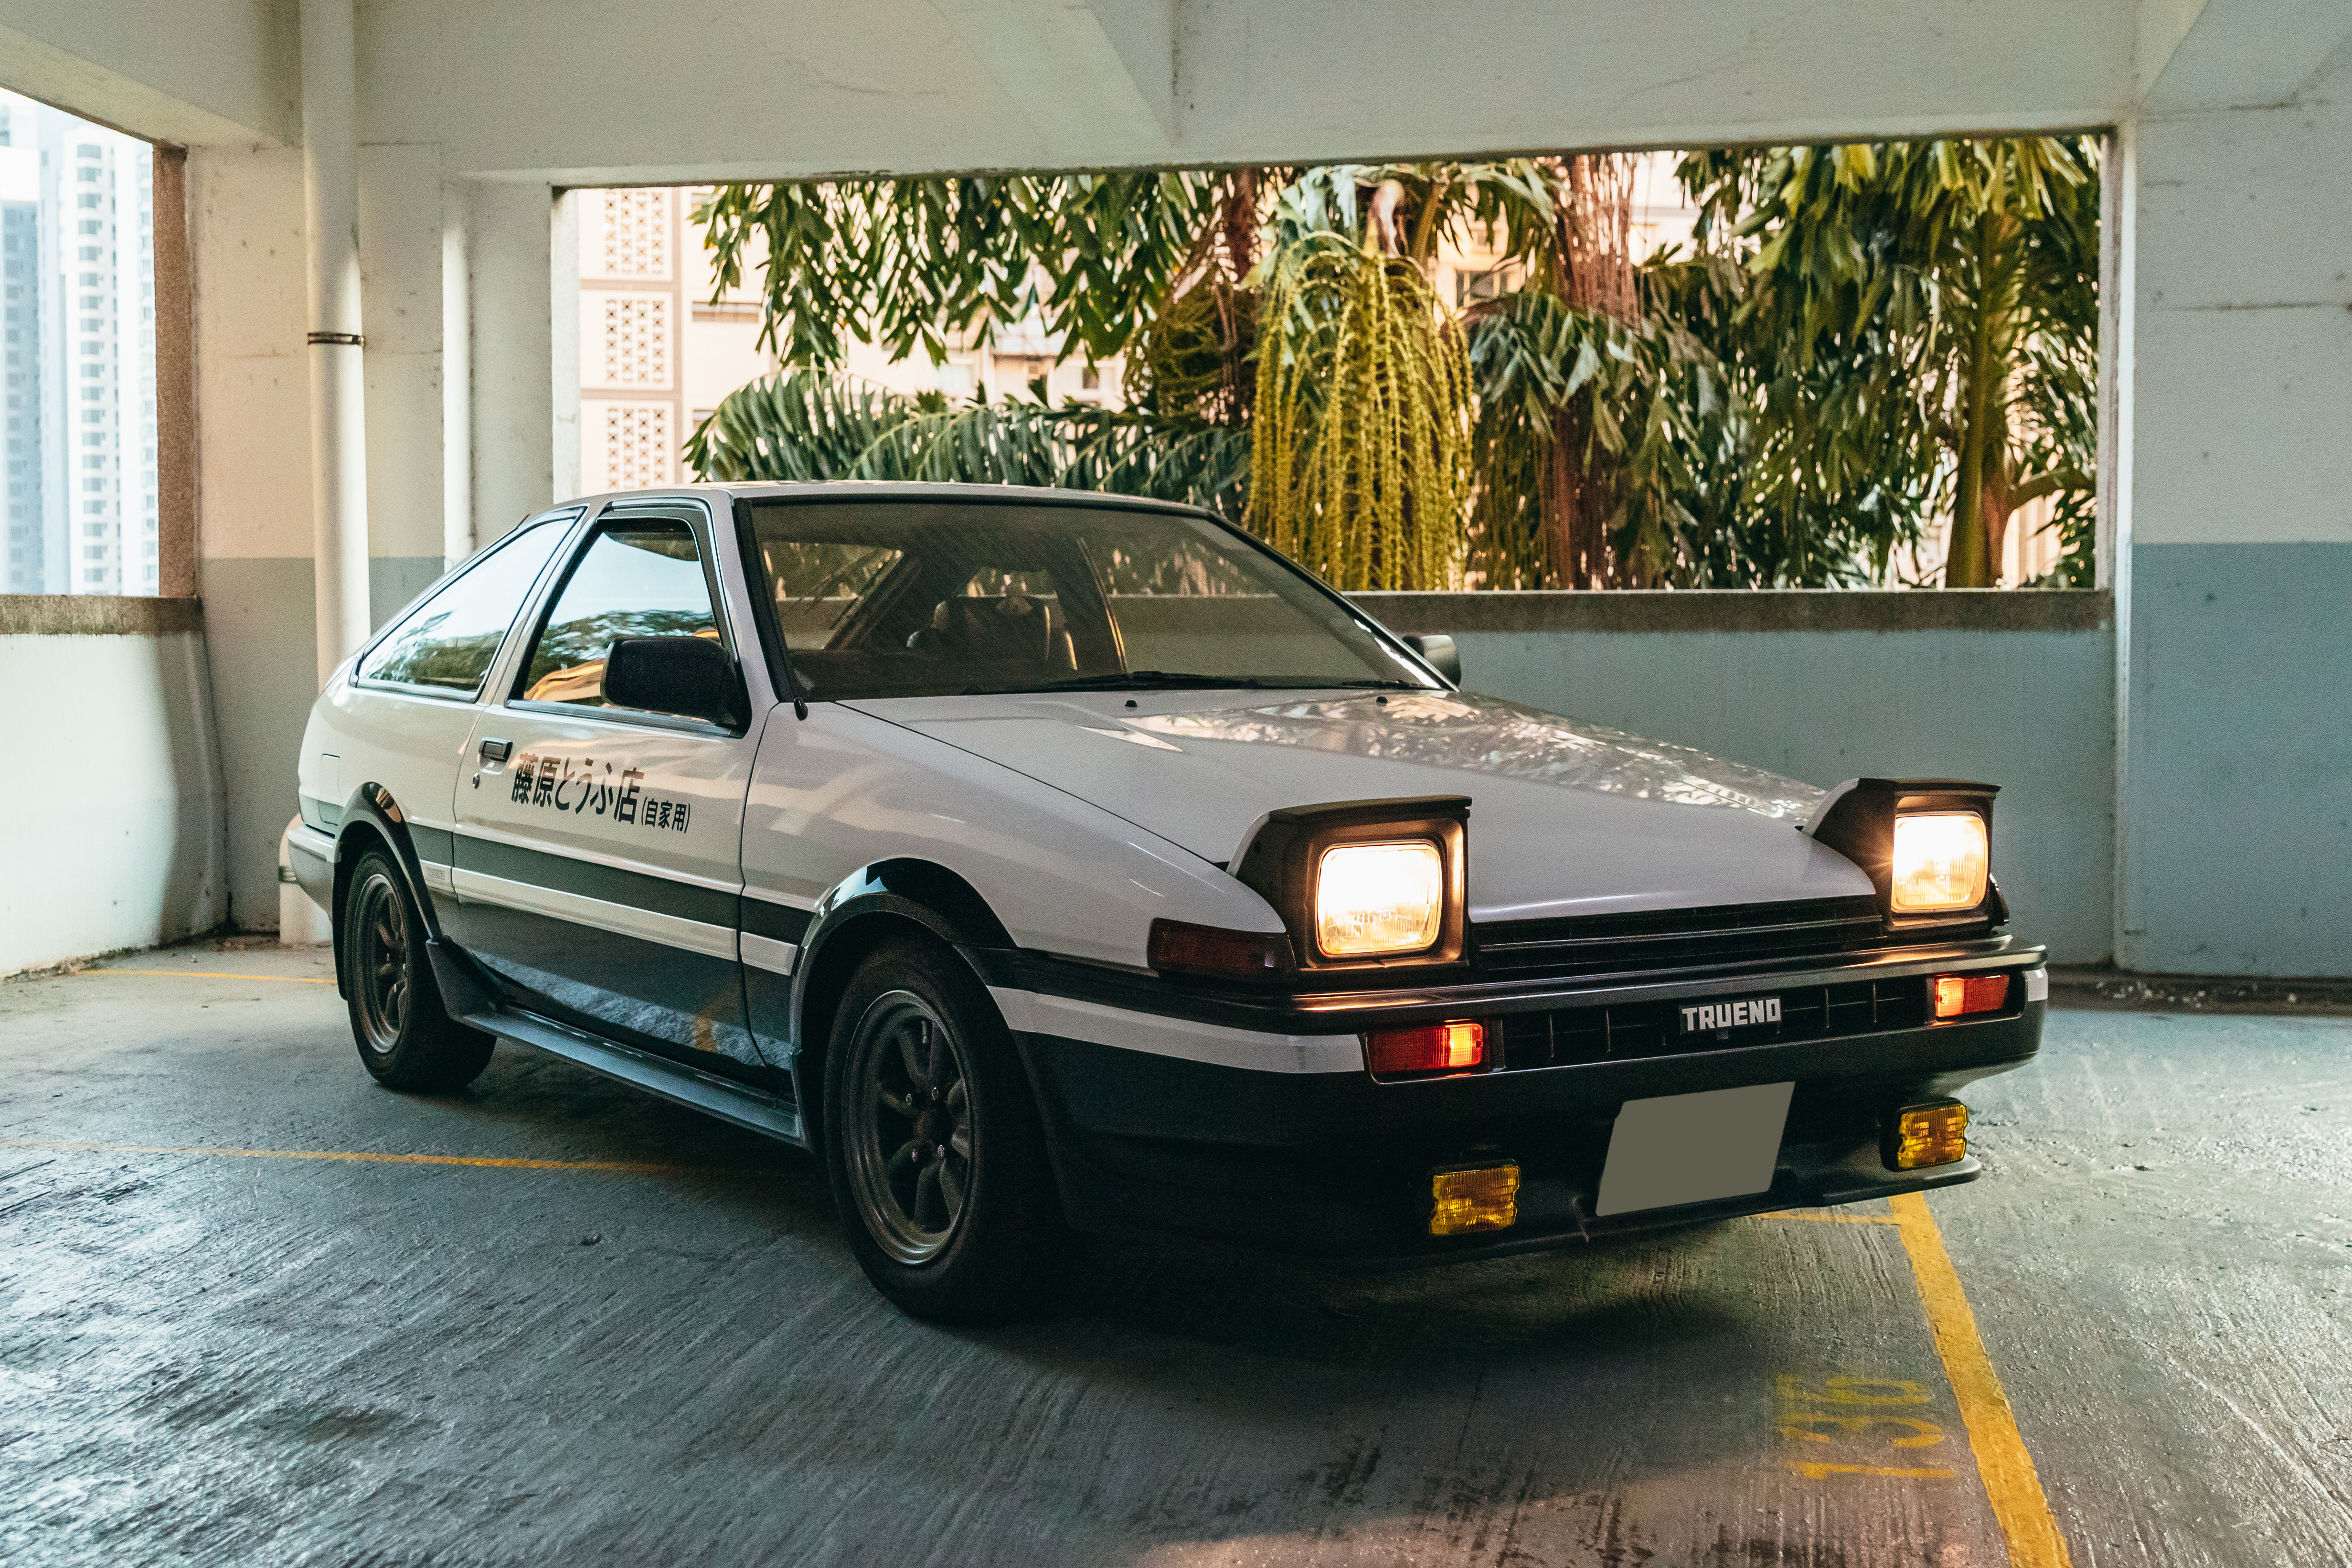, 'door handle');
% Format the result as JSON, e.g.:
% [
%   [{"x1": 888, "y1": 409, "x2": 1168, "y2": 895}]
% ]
[{"x1": 479, "y1": 737, "x2": 512, "y2": 763}]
